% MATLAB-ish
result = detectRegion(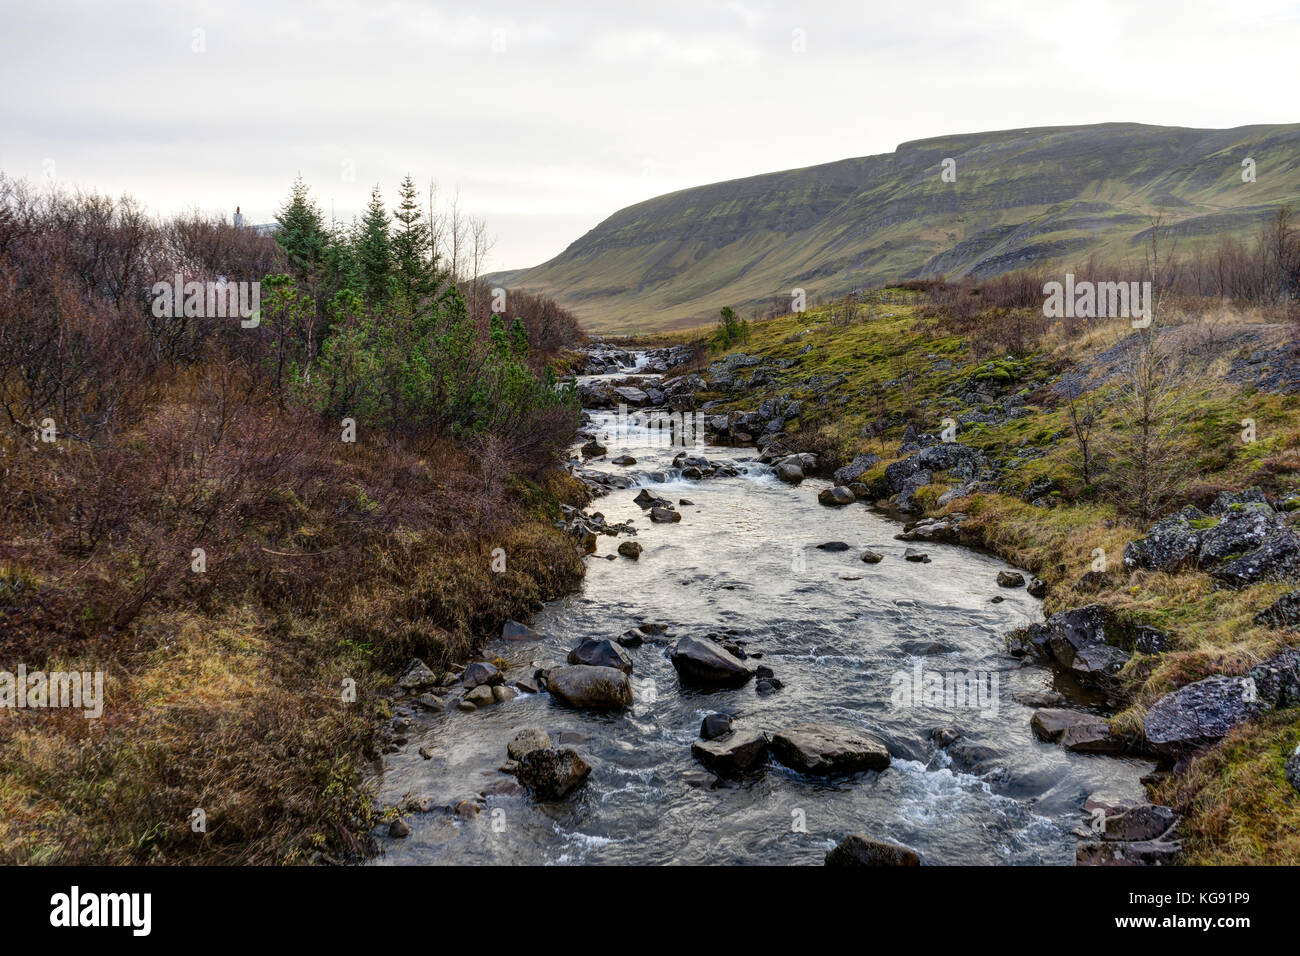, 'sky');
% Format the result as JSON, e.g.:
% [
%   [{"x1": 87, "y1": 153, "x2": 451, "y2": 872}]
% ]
[{"x1": 2, "y1": 0, "x2": 1298, "y2": 272}]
